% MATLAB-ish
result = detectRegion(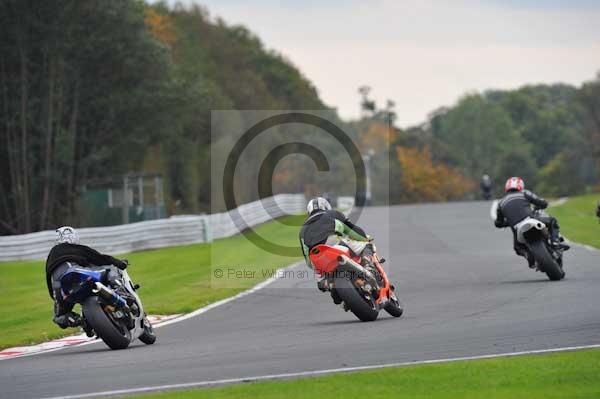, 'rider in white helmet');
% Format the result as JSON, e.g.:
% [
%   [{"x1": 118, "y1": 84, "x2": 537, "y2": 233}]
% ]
[
  {"x1": 299, "y1": 197, "x2": 372, "y2": 304},
  {"x1": 46, "y1": 226, "x2": 128, "y2": 330}
]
